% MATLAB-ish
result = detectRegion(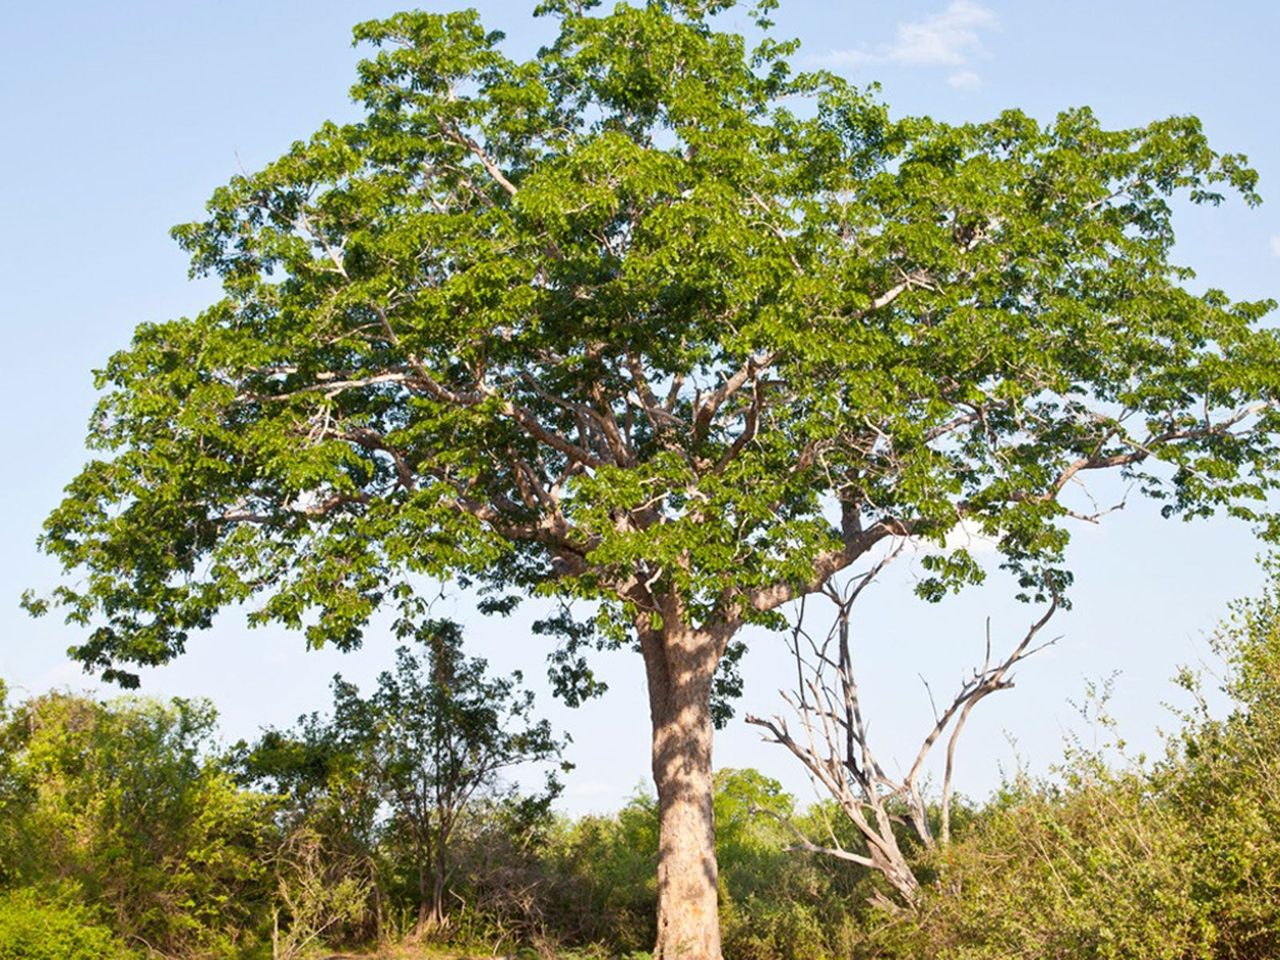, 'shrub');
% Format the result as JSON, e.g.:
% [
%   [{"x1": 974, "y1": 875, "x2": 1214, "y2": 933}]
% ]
[
  {"x1": 0, "y1": 889, "x2": 133, "y2": 960},
  {"x1": 1, "y1": 694, "x2": 277, "y2": 957}
]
